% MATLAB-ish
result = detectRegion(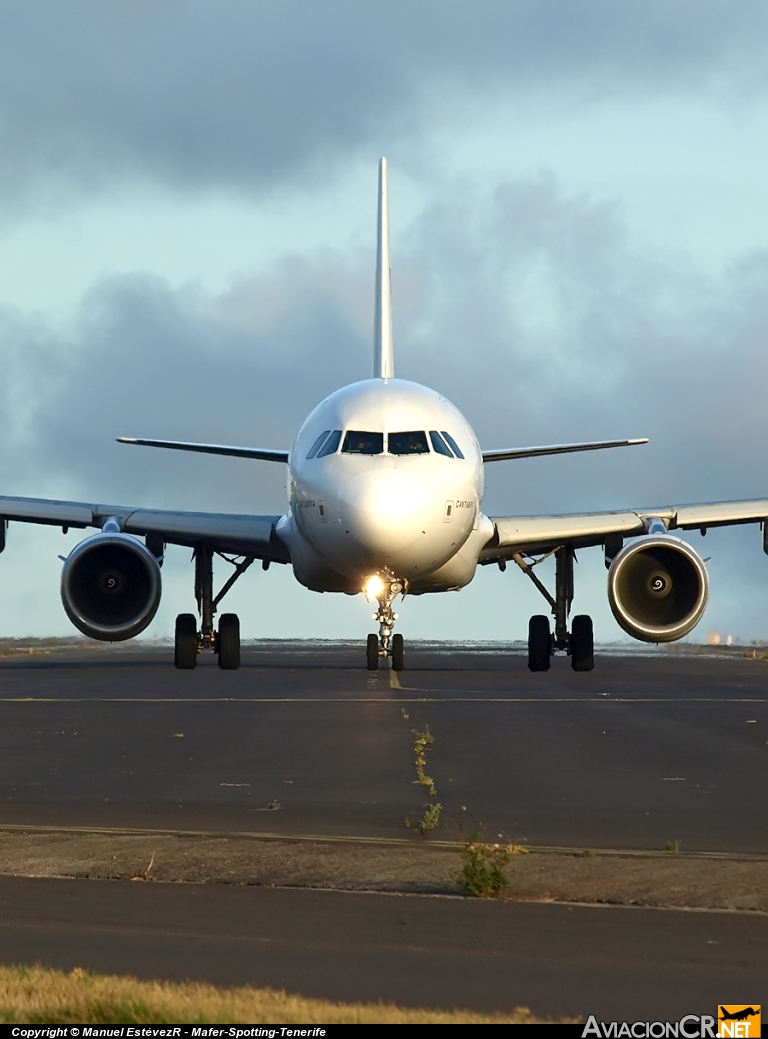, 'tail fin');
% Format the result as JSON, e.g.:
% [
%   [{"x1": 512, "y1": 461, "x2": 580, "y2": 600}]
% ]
[{"x1": 373, "y1": 157, "x2": 394, "y2": 379}]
